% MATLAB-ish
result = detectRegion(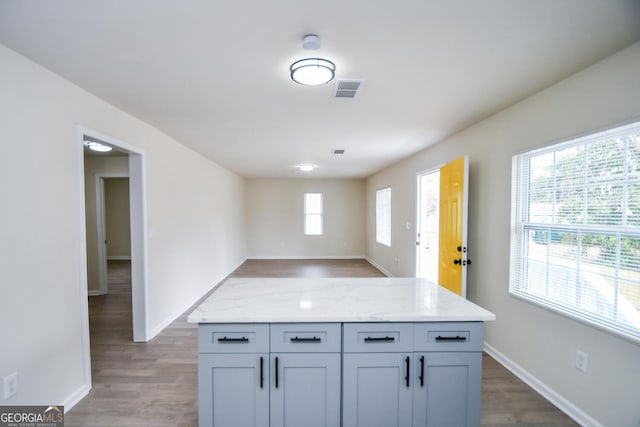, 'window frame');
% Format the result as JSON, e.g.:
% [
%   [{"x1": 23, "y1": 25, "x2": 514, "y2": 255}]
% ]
[
  {"x1": 509, "y1": 121, "x2": 640, "y2": 344},
  {"x1": 376, "y1": 187, "x2": 392, "y2": 247},
  {"x1": 304, "y1": 192, "x2": 323, "y2": 236}
]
